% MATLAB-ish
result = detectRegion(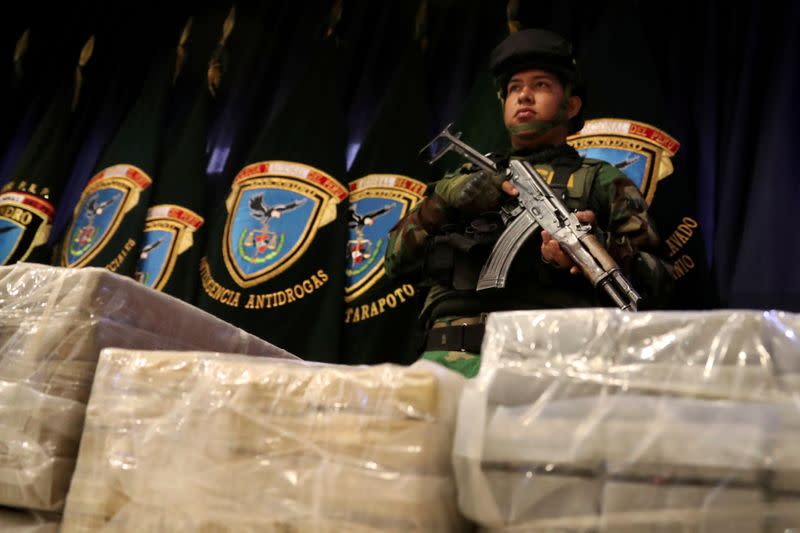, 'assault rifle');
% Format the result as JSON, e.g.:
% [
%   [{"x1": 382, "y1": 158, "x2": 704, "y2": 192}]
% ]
[{"x1": 421, "y1": 124, "x2": 641, "y2": 311}]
